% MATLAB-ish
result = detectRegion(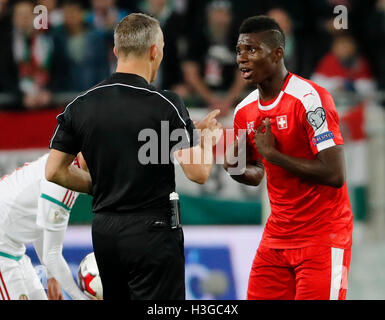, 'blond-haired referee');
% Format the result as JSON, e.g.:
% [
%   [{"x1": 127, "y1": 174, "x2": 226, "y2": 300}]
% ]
[{"x1": 45, "y1": 13, "x2": 222, "y2": 300}]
